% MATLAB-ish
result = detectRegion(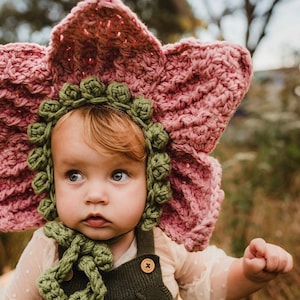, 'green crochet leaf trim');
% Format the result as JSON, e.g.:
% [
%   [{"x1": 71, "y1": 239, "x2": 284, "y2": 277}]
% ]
[
  {"x1": 27, "y1": 77, "x2": 172, "y2": 299},
  {"x1": 27, "y1": 76, "x2": 172, "y2": 230}
]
